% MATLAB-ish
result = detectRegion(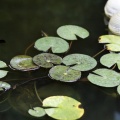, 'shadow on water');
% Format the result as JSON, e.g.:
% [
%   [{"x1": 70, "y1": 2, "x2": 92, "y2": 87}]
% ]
[{"x1": 1, "y1": 0, "x2": 120, "y2": 120}]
